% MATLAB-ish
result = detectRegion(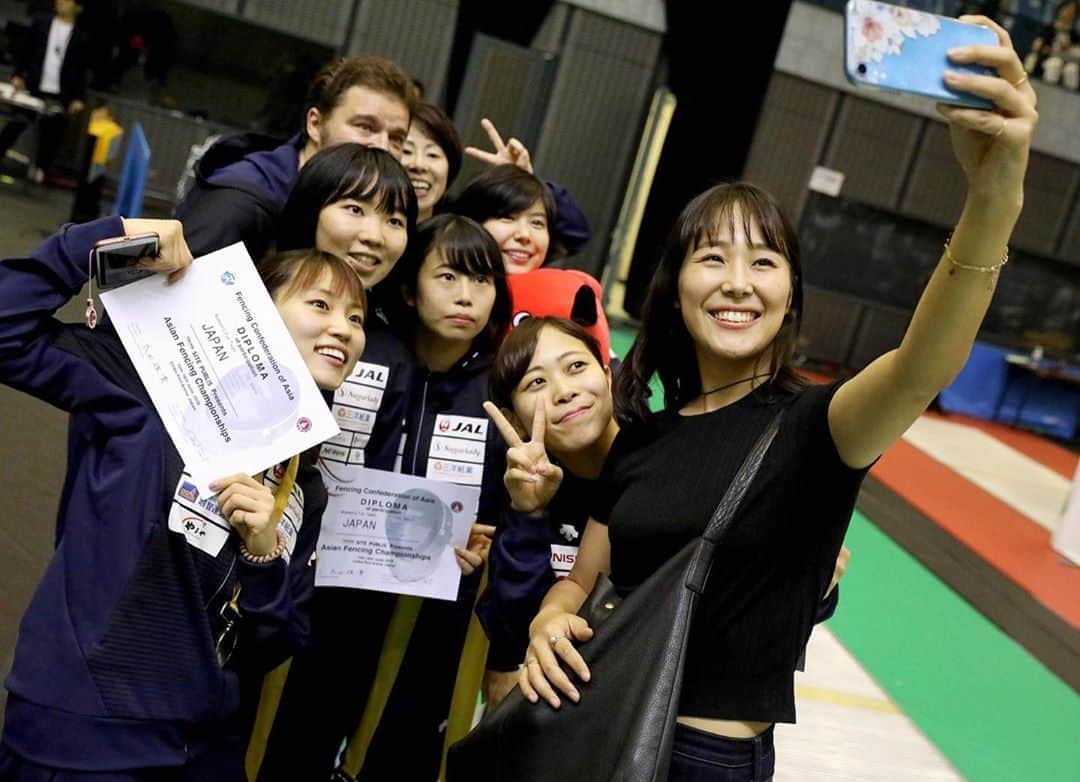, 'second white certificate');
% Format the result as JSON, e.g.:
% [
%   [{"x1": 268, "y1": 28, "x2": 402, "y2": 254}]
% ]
[{"x1": 315, "y1": 466, "x2": 480, "y2": 601}]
